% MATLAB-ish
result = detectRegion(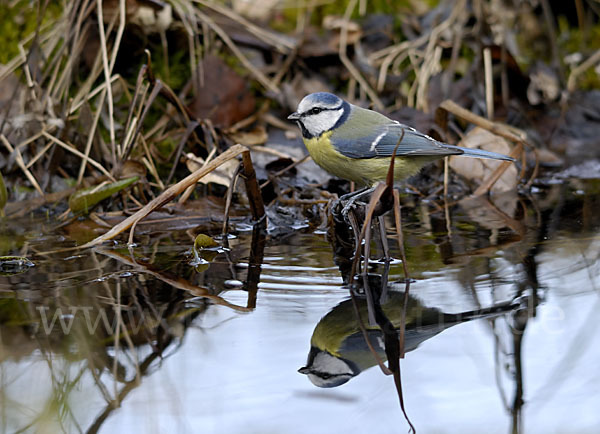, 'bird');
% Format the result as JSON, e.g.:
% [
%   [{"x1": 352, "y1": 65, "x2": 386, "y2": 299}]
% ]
[
  {"x1": 299, "y1": 288, "x2": 520, "y2": 388},
  {"x1": 287, "y1": 92, "x2": 514, "y2": 188}
]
